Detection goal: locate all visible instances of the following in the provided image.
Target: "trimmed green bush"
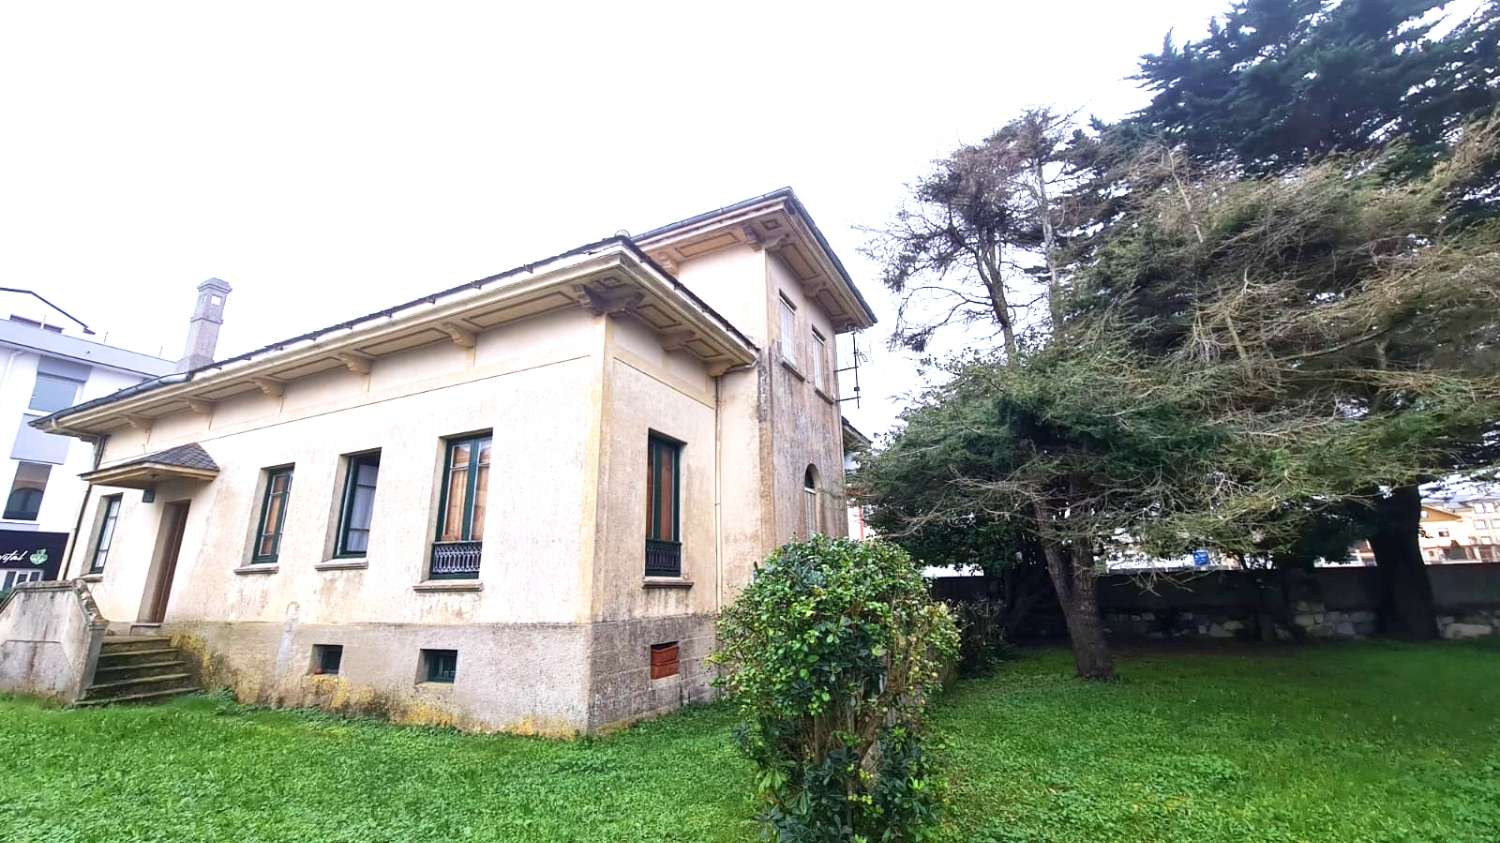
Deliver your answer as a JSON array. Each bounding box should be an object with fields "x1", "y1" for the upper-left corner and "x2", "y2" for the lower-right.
[{"x1": 713, "y1": 536, "x2": 960, "y2": 842}]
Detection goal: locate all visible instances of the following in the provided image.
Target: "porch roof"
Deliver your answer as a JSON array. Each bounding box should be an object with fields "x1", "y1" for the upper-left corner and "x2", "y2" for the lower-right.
[{"x1": 80, "y1": 442, "x2": 220, "y2": 489}]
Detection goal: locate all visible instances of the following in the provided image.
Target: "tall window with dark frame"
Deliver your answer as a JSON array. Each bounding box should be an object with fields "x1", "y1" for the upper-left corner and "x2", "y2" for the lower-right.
[
  {"x1": 252, "y1": 467, "x2": 293, "y2": 564},
  {"x1": 89, "y1": 495, "x2": 122, "y2": 574},
  {"x1": 430, "y1": 434, "x2": 490, "y2": 579},
  {"x1": 645, "y1": 434, "x2": 682, "y2": 577},
  {"x1": 335, "y1": 451, "x2": 381, "y2": 557}
]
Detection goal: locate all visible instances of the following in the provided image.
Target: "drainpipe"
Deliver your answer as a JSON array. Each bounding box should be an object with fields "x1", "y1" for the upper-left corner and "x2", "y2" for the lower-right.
[
  {"x1": 61, "y1": 433, "x2": 106, "y2": 581},
  {"x1": 714, "y1": 376, "x2": 723, "y2": 614}
]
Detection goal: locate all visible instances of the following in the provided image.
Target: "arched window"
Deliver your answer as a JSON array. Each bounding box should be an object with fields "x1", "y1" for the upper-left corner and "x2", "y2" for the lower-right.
[
  {"x1": 5, "y1": 488, "x2": 43, "y2": 521},
  {"x1": 803, "y1": 464, "x2": 820, "y2": 537}
]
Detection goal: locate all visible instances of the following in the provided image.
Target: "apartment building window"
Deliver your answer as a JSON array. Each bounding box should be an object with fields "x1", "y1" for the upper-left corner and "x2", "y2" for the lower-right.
[
  {"x1": 779, "y1": 295, "x2": 797, "y2": 365},
  {"x1": 430, "y1": 434, "x2": 490, "y2": 579},
  {"x1": 4, "y1": 462, "x2": 51, "y2": 521},
  {"x1": 645, "y1": 433, "x2": 682, "y2": 577},
  {"x1": 89, "y1": 495, "x2": 123, "y2": 574},
  {"x1": 803, "y1": 464, "x2": 820, "y2": 536},
  {"x1": 252, "y1": 467, "x2": 294, "y2": 564},
  {"x1": 28, "y1": 370, "x2": 83, "y2": 414},
  {"x1": 335, "y1": 451, "x2": 381, "y2": 557},
  {"x1": 1477, "y1": 519, "x2": 1489, "y2": 530},
  {"x1": 810, "y1": 329, "x2": 827, "y2": 390}
]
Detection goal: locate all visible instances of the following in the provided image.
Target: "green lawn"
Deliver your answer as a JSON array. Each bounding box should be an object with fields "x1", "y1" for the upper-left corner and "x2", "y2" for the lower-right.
[{"x1": 3, "y1": 641, "x2": 1497, "y2": 842}]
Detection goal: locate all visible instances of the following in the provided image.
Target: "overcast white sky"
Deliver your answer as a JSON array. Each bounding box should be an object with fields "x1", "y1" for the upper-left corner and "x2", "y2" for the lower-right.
[{"x1": 1, "y1": 0, "x2": 1227, "y2": 436}]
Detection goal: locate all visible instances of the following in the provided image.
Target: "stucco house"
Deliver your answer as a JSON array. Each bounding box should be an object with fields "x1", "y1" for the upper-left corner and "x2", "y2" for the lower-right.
[{"x1": 8, "y1": 189, "x2": 874, "y2": 732}]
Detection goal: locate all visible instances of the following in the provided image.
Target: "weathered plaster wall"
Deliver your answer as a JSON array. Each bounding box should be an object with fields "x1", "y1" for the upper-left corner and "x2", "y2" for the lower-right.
[
  {"x1": 170, "y1": 619, "x2": 591, "y2": 734},
  {"x1": 766, "y1": 253, "x2": 847, "y2": 543},
  {"x1": 596, "y1": 317, "x2": 718, "y2": 622},
  {"x1": 81, "y1": 307, "x2": 602, "y2": 630},
  {"x1": 670, "y1": 245, "x2": 773, "y2": 346}
]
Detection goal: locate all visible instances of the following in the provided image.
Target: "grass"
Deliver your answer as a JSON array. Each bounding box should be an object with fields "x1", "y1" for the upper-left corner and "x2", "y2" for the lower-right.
[
  {"x1": 2, "y1": 641, "x2": 1497, "y2": 842},
  {"x1": 938, "y1": 640, "x2": 1500, "y2": 843}
]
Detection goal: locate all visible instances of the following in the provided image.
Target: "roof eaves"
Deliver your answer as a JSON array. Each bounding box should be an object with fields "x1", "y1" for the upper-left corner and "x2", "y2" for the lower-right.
[
  {"x1": 633, "y1": 187, "x2": 878, "y2": 327},
  {"x1": 34, "y1": 235, "x2": 760, "y2": 429}
]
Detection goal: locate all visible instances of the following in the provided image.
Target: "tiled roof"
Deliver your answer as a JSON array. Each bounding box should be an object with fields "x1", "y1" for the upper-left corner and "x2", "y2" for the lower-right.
[{"x1": 109, "y1": 442, "x2": 218, "y2": 473}]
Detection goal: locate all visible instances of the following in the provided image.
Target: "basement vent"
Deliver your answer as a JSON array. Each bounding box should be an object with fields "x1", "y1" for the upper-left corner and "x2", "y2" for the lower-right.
[
  {"x1": 312, "y1": 644, "x2": 343, "y2": 676},
  {"x1": 649, "y1": 641, "x2": 680, "y2": 680},
  {"x1": 422, "y1": 648, "x2": 458, "y2": 684}
]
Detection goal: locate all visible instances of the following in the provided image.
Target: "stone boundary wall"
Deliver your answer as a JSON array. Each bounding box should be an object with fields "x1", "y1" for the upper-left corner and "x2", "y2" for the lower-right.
[{"x1": 930, "y1": 563, "x2": 1500, "y2": 642}]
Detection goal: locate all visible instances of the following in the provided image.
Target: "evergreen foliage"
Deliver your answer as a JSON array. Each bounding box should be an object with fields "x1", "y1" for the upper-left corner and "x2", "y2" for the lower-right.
[{"x1": 712, "y1": 537, "x2": 960, "y2": 843}]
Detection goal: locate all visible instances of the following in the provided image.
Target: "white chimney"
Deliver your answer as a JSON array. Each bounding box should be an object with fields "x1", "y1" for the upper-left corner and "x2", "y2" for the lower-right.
[{"x1": 178, "y1": 278, "x2": 231, "y2": 372}]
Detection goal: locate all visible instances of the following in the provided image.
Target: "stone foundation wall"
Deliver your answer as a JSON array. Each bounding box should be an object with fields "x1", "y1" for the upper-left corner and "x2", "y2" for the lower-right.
[
  {"x1": 1437, "y1": 608, "x2": 1500, "y2": 640},
  {"x1": 586, "y1": 613, "x2": 717, "y2": 731},
  {"x1": 166, "y1": 619, "x2": 593, "y2": 734},
  {"x1": 1103, "y1": 603, "x2": 1383, "y2": 641},
  {"x1": 163, "y1": 613, "x2": 718, "y2": 735},
  {"x1": 932, "y1": 563, "x2": 1500, "y2": 642}
]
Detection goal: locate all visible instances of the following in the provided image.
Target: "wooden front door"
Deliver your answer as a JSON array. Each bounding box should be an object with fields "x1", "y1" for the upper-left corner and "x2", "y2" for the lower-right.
[{"x1": 140, "y1": 501, "x2": 189, "y2": 624}]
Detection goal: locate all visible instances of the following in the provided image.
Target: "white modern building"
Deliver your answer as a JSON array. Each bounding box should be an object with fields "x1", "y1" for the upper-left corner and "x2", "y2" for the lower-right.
[{"x1": 0, "y1": 289, "x2": 178, "y2": 590}]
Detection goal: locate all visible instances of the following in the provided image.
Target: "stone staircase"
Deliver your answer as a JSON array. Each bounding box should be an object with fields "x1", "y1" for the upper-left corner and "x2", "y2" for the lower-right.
[{"x1": 75, "y1": 635, "x2": 199, "y2": 707}]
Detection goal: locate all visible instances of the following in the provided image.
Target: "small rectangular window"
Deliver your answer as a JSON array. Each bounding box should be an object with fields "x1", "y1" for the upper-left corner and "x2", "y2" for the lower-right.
[
  {"x1": 335, "y1": 451, "x2": 381, "y2": 557},
  {"x1": 4, "y1": 462, "x2": 51, "y2": 521},
  {"x1": 29, "y1": 372, "x2": 82, "y2": 414},
  {"x1": 252, "y1": 467, "x2": 294, "y2": 564},
  {"x1": 312, "y1": 644, "x2": 343, "y2": 676},
  {"x1": 421, "y1": 648, "x2": 458, "y2": 684},
  {"x1": 650, "y1": 642, "x2": 680, "y2": 679},
  {"x1": 645, "y1": 434, "x2": 682, "y2": 577},
  {"x1": 779, "y1": 295, "x2": 797, "y2": 364},
  {"x1": 89, "y1": 495, "x2": 123, "y2": 574},
  {"x1": 810, "y1": 330, "x2": 827, "y2": 389}
]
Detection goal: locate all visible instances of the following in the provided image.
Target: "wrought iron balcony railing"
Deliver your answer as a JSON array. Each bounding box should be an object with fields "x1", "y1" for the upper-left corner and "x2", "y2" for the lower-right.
[
  {"x1": 429, "y1": 540, "x2": 482, "y2": 579},
  {"x1": 645, "y1": 538, "x2": 682, "y2": 578}
]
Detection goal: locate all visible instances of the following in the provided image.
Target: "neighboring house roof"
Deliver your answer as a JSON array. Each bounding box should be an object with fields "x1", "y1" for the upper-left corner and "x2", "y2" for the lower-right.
[
  {"x1": 32, "y1": 235, "x2": 760, "y2": 437},
  {"x1": 79, "y1": 442, "x2": 220, "y2": 489},
  {"x1": 841, "y1": 417, "x2": 872, "y2": 454},
  {"x1": 634, "y1": 188, "x2": 878, "y2": 333}
]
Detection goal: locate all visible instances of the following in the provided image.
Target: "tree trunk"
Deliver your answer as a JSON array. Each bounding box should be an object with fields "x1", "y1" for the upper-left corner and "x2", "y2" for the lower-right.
[
  {"x1": 1368, "y1": 484, "x2": 1439, "y2": 640},
  {"x1": 1040, "y1": 538, "x2": 1115, "y2": 680}
]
